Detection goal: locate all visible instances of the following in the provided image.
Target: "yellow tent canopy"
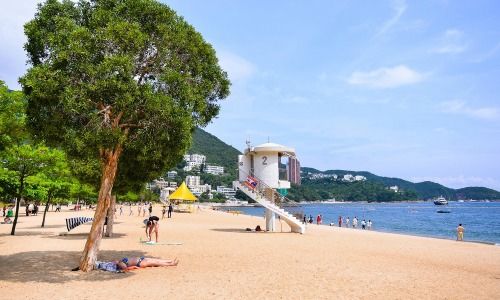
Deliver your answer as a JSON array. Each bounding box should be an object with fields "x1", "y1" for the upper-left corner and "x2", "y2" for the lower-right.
[{"x1": 168, "y1": 182, "x2": 197, "y2": 202}]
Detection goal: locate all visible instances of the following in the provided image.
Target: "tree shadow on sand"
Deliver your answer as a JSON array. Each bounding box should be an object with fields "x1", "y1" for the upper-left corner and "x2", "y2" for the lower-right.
[
  {"x1": 0, "y1": 250, "x2": 147, "y2": 283},
  {"x1": 43, "y1": 232, "x2": 127, "y2": 240},
  {"x1": 210, "y1": 228, "x2": 267, "y2": 234}
]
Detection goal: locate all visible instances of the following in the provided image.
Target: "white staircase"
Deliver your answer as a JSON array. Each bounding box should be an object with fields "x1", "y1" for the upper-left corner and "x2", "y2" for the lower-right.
[{"x1": 233, "y1": 181, "x2": 305, "y2": 234}]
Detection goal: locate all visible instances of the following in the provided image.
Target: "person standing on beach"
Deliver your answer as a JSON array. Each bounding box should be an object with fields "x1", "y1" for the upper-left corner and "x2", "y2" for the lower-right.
[
  {"x1": 346, "y1": 217, "x2": 350, "y2": 228},
  {"x1": 338, "y1": 216, "x2": 342, "y2": 227},
  {"x1": 353, "y1": 217, "x2": 358, "y2": 228},
  {"x1": 457, "y1": 224, "x2": 465, "y2": 241},
  {"x1": 138, "y1": 203, "x2": 142, "y2": 216},
  {"x1": 361, "y1": 219, "x2": 366, "y2": 229},
  {"x1": 148, "y1": 203, "x2": 153, "y2": 217},
  {"x1": 119, "y1": 205, "x2": 123, "y2": 216},
  {"x1": 303, "y1": 215, "x2": 307, "y2": 224},
  {"x1": 129, "y1": 204, "x2": 133, "y2": 216},
  {"x1": 168, "y1": 203, "x2": 173, "y2": 218},
  {"x1": 367, "y1": 220, "x2": 372, "y2": 230}
]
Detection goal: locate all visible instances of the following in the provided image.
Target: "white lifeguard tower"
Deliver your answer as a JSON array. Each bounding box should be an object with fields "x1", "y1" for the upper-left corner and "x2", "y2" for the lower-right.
[{"x1": 233, "y1": 141, "x2": 305, "y2": 234}]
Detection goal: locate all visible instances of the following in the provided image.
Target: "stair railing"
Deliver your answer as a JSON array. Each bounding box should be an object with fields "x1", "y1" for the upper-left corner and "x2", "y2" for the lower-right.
[{"x1": 237, "y1": 169, "x2": 303, "y2": 218}]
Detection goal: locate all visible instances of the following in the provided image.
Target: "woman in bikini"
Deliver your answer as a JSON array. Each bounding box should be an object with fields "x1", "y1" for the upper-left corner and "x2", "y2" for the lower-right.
[{"x1": 115, "y1": 256, "x2": 178, "y2": 271}]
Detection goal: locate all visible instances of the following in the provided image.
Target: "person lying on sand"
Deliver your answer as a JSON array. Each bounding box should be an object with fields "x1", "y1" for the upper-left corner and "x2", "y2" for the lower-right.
[
  {"x1": 115, "y1": 256, "x2": 178, "y2": 271},
  {"x1": 74, "y1": 257, "x2": 178, "y2": 273}
]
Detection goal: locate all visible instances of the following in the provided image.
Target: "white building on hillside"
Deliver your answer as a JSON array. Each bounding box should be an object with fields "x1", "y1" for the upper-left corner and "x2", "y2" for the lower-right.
[
  {"x1": 186, "y1": 175, "x2": 201, "y2": 188},
  {"x1": 354, "y1": 175, "x2": 367, "y2": 181},
  {"x1": 343, "y1": 174, "x2": 355, "y2": 182},
  {"x1": 205, "y1": 165, "x2": 224, "y2": 175},
  {"x1": 216, "y1": 186, "x2": 236, "y2": 199}
]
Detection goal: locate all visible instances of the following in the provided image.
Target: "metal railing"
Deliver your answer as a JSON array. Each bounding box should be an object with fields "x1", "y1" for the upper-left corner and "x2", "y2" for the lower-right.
[{"x1": 237, "y1": 169, "x2": 303, "y2": 218}]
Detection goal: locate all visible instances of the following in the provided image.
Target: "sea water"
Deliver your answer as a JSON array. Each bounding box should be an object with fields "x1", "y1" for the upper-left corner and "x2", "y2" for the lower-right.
[{"x1": 219, "y1": 201, "x2": 500, "y2": 244}]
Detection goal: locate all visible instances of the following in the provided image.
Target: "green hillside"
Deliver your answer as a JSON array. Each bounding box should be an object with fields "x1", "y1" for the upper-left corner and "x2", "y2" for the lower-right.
[
  {"x1": 301, "y1": 167, "x2": 500, "y2": 200},
  {"x1": 189, "y1": 128, "x2": 241, "y2": 178},
  {"x1": 173, "y1": 129, "x2": 500, "y2": 201}
]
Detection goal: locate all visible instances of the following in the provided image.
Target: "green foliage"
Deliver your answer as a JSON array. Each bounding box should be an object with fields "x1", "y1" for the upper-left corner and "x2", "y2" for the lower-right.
[
  {"x1": 21, "y1": 0, "x2": 230, "y2": 198},
  {"x1": 288, "y1": 179, "x2": 418, "y2": 202},
  {"x1": 0, "y1": 81, "x2": 27, "y2": 150},
  {"x1": 189, "y1": 128, "x2": 241, "y2": 178}
]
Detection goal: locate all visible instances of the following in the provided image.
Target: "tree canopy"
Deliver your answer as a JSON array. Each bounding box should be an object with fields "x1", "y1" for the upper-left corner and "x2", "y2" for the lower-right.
[{"x1": 20, "y1": 0, "x2": 230, "y2": 271}]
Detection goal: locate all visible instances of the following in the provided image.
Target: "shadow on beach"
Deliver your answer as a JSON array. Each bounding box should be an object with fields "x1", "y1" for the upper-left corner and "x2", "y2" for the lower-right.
[
  {"x1": 43, "y1": 232, "x2": 128, "y2": 240},
  {"x1": 0, "y1": 250, "x2": 146, "y2": 283},
  {"x1": 210, "y1": 228, "x2": 266, "y2": 234}
]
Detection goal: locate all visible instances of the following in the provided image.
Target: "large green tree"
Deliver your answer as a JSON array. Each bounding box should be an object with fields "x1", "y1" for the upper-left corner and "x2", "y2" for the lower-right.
[{"x1": 21, "y1": 0, "x2": 229, "y2": 271}]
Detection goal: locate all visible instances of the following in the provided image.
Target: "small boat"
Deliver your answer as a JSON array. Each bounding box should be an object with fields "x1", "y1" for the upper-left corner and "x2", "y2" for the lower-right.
[
  {"x1": 433, "y1": 196, "x2": 448, "y2": 205},
  {"x1": 436, "y1": 210, "x2": 451, "y2": 213}
]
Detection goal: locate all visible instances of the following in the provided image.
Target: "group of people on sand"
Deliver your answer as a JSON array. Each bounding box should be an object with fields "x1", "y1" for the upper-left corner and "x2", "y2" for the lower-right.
[
  {"x1": 25, "y1": 202, "x2": 39, "y2": 216},
  {"x1": 333, "y1": 216, "x2": 373, "y2": 230},
  {"x1": 303, "y1": 214, "x2": 373, "y2": 230}
]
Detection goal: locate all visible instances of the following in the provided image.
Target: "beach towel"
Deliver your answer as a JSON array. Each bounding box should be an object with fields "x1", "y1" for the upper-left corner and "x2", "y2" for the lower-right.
[
  {"x1": 95, "y1": 261, "x2": 120, "y2": 273},
  {"x1": 65, "y1": 217, "x2": 93, "y2": 231}
]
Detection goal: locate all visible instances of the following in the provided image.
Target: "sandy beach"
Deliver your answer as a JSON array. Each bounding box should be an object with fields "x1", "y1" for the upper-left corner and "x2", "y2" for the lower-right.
[{"x1": 0, "y1": 205, "x2": 499, "y2": 300}]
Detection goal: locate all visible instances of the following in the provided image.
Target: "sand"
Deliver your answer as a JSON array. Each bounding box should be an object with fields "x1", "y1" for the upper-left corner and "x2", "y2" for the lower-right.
[{"x1": 1, "y1": 205, "x2": 499, "y2": 300}]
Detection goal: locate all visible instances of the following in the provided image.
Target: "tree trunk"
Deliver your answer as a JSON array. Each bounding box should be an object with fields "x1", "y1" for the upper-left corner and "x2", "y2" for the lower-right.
[
  {"x1": 11, "y1": 178, "x2": 24, "y2": 236},
  {"x1": 105, "y1": 194, "x2": 116, "y2": 237},
  {"x1": 79, "y1": 147, "x2": 122, "y2": 272},
  {"x1": 41, "y1": 194, "x2": 52, "y2": 228}
]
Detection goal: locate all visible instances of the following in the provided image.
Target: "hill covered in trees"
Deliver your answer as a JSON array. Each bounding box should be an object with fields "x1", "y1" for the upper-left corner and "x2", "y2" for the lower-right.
[
  {"x1": 173, "y1": 129, "x2": 500, "y2": 202},
  {"x1": 301, "y1": 167, "x2": 500, "y2": 201}
]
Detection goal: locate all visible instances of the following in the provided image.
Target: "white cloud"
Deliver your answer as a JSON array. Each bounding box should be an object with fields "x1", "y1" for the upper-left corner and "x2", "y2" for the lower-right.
[
  {"x1": 432, "y1": 29, "x2": 467, "y2": 54},
  {"x1": 440, "y1": 100, "x2": 499, "y2": 120},
  {"x1": 373, "y1": 0, "x2": 407, "y2": 38},
  {"x1": 347, "y1": 65, "x2": 424, "y2": 88},
  {"x1": 217, "y1": 51, "x2": 256, "y2": 82}
]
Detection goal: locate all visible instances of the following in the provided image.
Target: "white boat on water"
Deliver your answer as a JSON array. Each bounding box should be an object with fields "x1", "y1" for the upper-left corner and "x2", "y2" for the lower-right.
[{"x1": 433, "y1": 196, "x2": 448, "y2": 205}]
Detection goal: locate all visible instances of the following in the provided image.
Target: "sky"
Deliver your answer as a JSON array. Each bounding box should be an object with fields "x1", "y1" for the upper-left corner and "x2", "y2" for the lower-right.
[{"x1": 1, "y1": 1, "x2": 500, "y2": 190}]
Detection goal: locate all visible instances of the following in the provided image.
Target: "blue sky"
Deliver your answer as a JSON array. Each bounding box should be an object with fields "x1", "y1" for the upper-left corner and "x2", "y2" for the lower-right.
[{"x1": 1, "y1": 1, "x2": 499, "y2": 190}]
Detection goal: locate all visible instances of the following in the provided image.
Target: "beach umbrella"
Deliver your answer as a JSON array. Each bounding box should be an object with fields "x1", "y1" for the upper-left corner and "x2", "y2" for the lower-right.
[{"x1": 168, "y1": 182, "x2": 197, "y2": 202}]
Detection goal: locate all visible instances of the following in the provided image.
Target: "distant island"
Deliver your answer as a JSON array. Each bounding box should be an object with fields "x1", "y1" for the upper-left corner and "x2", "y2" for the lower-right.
[{"x1": 157, "y1": 128, "x2": 500, "y2": 202}]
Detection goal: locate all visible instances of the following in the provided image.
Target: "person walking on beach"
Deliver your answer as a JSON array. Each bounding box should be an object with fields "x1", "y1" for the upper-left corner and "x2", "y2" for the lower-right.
[
  {"x1": 55, "y1": 203, "x2": 61, "y2": 212},
  {"x1": 457, "y1": 224, "x2": 465, "y2": 241},
  {"x1": 316, "y1": 214, "x2": 322, "y2": 225},
  {"x1": 138, "y1": 203, "x2": 142, "y2": 216},
  {"x1": 143, "y1": 204, "x2": 147, "y2": 217},
  {"x1": 353, "y1": 217, "x2": 358, "y2": 228},
  {"x1": 162, "y1": 206, "x2": 166, "y2": 219},
  {"x1": 303, "y1": 215, "x2": 307, "y2": 224},
  {"x1": 129, "y1": 204, "x2": 133, "y2": 216},
  {"x1": 346, "y1": 217, "x2": 350, "y2": 228},
  {"x1": 361, "y1": 219, "x2": 366, "y2": 229},
  {"x1": 338, "y1": 216, "x2": 342, "y2": 227},
  {"x1": 119, "y1": 205, "x2": 123, "y2": 216},
  {"x1": 367, "y1": 220, "x2": 372, "y2": 230}
]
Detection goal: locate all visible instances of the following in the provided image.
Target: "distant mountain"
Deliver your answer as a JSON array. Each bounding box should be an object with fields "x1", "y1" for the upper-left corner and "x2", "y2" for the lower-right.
[
  {"x1": 188, "y1": 129, "x2": 500, "y2": 201},
  {"x1": 301, "y1": 167, "x2": 500, "y2": 200}
]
